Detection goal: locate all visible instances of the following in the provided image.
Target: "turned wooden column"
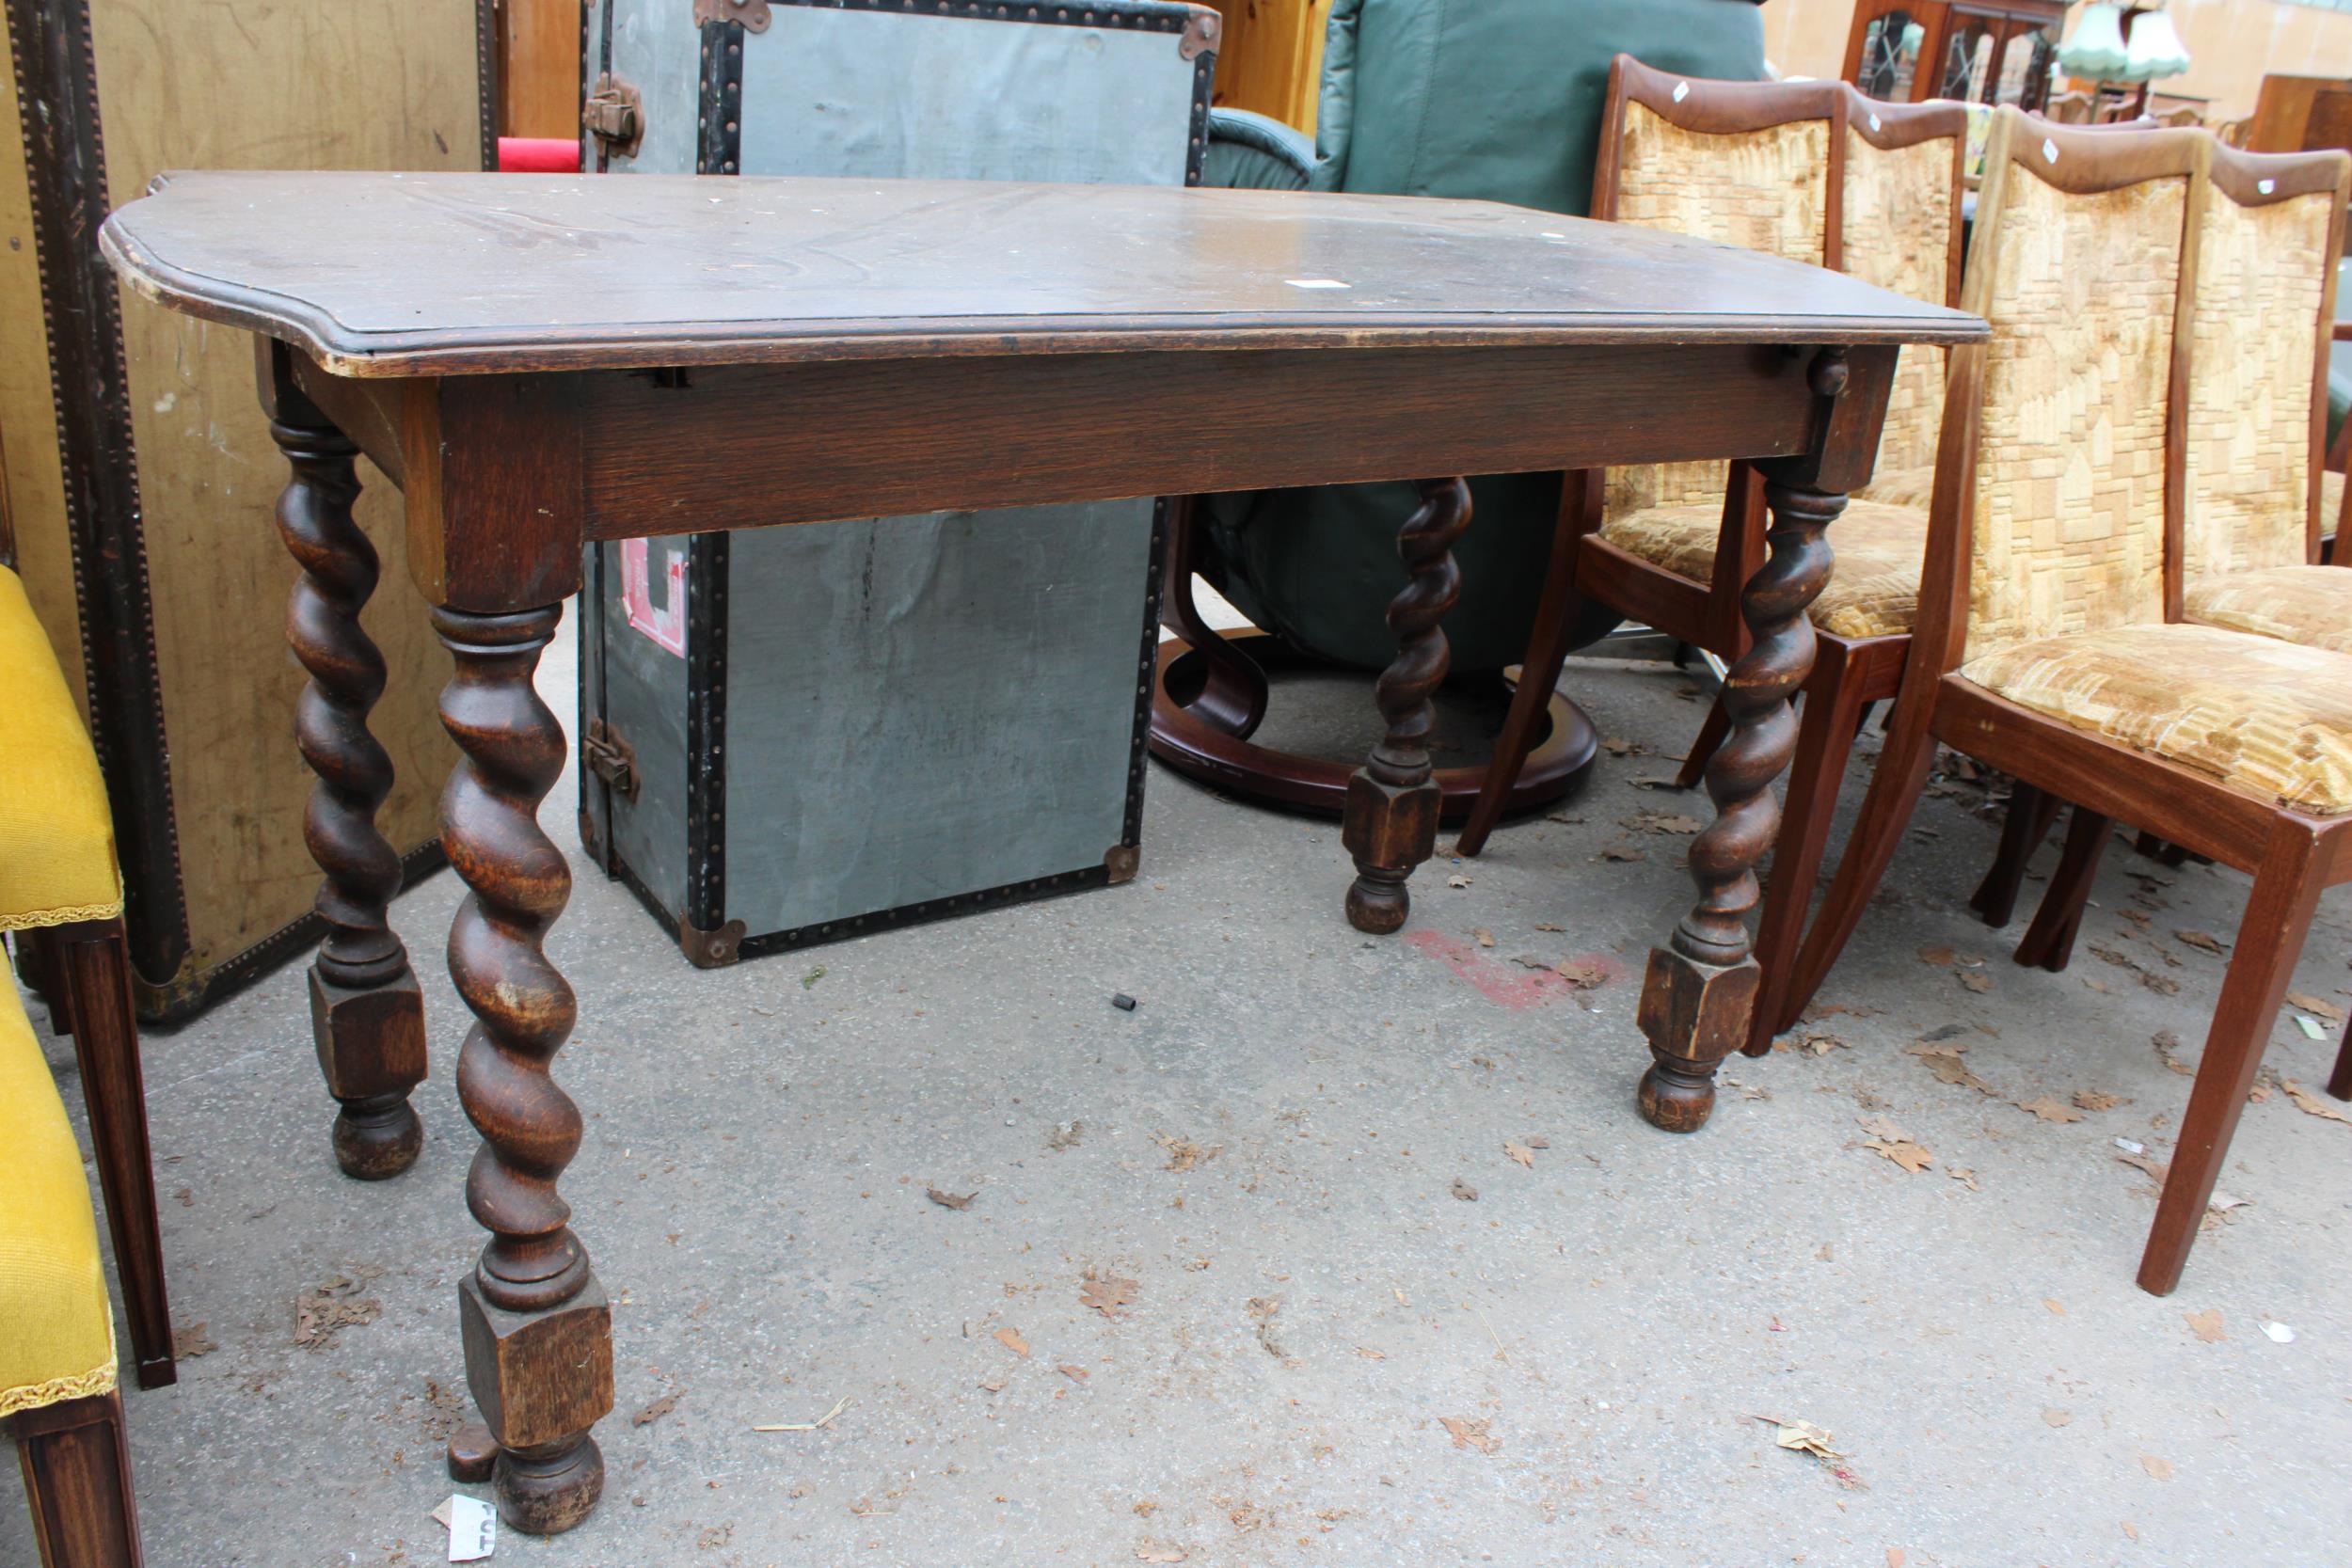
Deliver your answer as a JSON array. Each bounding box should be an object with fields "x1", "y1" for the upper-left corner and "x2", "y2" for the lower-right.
[
  {"x1": 273, "y1": 415, "x2": 429, "y2": 1179},
  {"x1": 1637, "y1": 459, "x2": 1846, "y2": 1130},
  {"x1": 1343, "y1": 477, "x2": 1471, "y2": 933},
  {"x1": 435, "y1": 603, "x2": 612, "y2": 1536}
]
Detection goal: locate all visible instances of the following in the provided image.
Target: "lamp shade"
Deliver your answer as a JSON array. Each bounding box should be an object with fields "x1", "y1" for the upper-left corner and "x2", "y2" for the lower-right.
[
  {"x1": 2122, "y1": 9, "x2": 2192, "y2": 84},
  {"x1": 2058, "y1": 2, "x2": 2131, "y2": 80}
]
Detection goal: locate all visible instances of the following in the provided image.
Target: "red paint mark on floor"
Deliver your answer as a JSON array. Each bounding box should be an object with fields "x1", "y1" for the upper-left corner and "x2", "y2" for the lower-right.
[{"x1": 1403, "y1": 930, "x2": 1624, "y2": 1012}]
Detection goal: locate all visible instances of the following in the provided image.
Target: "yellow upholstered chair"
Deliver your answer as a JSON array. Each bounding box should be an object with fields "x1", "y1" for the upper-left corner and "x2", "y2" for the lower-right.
[
  {"x1": 1458, "y1": 66, "x2": 1968, "y2": 1057},
  {"x1": 0, "y1": 437, "x2": 173, "y2": 1392},
  {"x1": 3, "y1": 969, "x2": 146, "y2": 1566},
  {"x1": 1781, "y1": 109, "x2": 2352, "y2": 1295}
]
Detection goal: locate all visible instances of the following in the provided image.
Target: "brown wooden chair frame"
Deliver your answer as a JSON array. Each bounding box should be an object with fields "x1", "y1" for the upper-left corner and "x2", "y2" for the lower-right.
[
  {"x1": 1776, "y1": 112, "x2": 2352, "y2": 1294},
  {"x1": 1971, "y1": 145, "x2": 2352, "y2": 944},
  {"x1": 0, "y1": 434, "x2": 174, "y2": 1398},
  {"x1": 1456, "y1": 60, "x2": 1968, "y2": 1059}
]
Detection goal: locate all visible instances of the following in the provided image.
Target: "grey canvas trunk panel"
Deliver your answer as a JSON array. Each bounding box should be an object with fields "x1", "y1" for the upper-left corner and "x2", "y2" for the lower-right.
[{"x1": 576, "y1": 0, "x2": 1211, "y2": 963}]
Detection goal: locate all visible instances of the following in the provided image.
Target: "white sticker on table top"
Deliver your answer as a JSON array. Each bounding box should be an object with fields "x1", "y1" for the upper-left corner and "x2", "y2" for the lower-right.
[
  {"x1": 1673, "y1": 80, "x2": 1691, "y2": 103},
  {"x1": 447, "y1": 1494, "x2": 496, "y2": 1561},
  {"x1": 1284, "y1": 278, "x2": 1351, "y2": 290}
]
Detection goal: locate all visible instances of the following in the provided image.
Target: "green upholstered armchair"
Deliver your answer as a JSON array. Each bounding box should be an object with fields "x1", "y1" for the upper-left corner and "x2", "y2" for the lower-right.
[{"x1": 1192, "y1": 0, "x2": 1772, "y2": 673}]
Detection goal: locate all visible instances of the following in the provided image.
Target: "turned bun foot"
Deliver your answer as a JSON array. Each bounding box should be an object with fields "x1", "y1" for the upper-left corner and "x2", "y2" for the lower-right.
[
  {"x1": 1637, "y1": 1060, "x2": 1717, "y2": 1133},
  {"x1": 332, "y1": 1097, "x2": 422, "y2": 1180},
  {"x1": 446, "y1": 1420, "x2": 498, "y2": 1482},
  {"x1": 496, "y1": 1436, "x2": 604, "y2": 1535},
  {"x1": 1345, "y1": 873, "x2": 1410, "y2": 934}
]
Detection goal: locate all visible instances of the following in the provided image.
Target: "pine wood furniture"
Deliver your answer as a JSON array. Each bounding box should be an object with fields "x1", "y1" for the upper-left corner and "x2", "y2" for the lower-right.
[
  {"x1": 99, "y1": 167, "x2": 1981, "y2": 1532},
  {"x1": 1772, "y1": 110, "x2": 2352, "y2": 1295},
  {"x1": 1456, "y1": 62, "x2": 1972, "y2": 1078}
]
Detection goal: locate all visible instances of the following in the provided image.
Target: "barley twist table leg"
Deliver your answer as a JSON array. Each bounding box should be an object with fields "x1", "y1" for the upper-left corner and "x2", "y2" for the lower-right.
[
  {"x1": 1343, "y1": 476, "x2": 1470, "y2": 934},
  {"x1": 435, "y1": 603, "x2": 612, "y2": 1535},
  {"x1": 272, "y1": 416, "x2": 428, "y2": 1180},
  {"x1": 1636, "y1": 479, "x2": 1843, "y2": 1132}
]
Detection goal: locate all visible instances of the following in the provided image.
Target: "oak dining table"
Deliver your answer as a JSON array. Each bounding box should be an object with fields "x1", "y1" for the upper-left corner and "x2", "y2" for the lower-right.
[{"x1": 99, "y1": 169, "x2": 1985, "y2": 1534}]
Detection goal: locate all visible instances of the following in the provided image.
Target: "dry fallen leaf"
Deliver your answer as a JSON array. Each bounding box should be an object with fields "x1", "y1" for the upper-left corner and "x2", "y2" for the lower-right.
[
  {"x1": 1503, "y1": 1141, "x2": 1534, "y2": 1169},
  {"x1": 926, "y1": 1187, "x2": 977, "y2": 1211},
  {"x1": 1947, "y1": 1166, "x2": 1980, "y2": 1193},
  {"x1": 2017, "y1": 1095, "x2": 2086, "y2": 1125},
  {"x1": 2073, "y1": 1089, "x2": 2127, "y2": 1112},
  {"x1": 1599, "y1": 736, "x2": 1646, "y2": 757},
  {"x1": 1136, "y1": 1542, "x2": 1187, "y2": 1563},
  {"x1": 1857, "y1": 1116, "x2": 1932, "y2": 1174},
  {"x1": 2043, "y1": 1299, "x2": 2067, "y2": 1316},
  {"x1": 1907, "y1": 1043, "x2": 1994, "y2": 1094},
  {"x1": 1918, "y1": 945, "x2": 1955, "y2": 967},
  {"x1": 1046, "y1": 1120, "x2": 1085, "y2": 1151},
  {"x1": 2153, "y1": 1030, "x2": 2197, "y2": 1077},
  {"x1": 1959, "y1": 970, "x2": 1994, "y2": 994},
  {"x1": 1554, "y1": 958, "x2": 1610, "y2": 990},
  {"x1": 2281, "y1": 1080, "x2": 2352, "y2": 1125},
  {"x1": 1155, "y1": 1133, "x2": 1223, "y2": 1172},
  {"x1": 631, "y1": 1390, "x2": 680, "y2": 1427},
  {"x1": 1534, "y1": 922, "x2": 1565, "y2": 932},
  {"x1": 1625, "y1": 810, "x2": 1705, "y2": 835},
  {"x1": 1446, "y1": 874, "x2": 1472, "y2": 889},
  {"x1": 2176, "y1": 929, "x2": 2227, "y2": 955},
  {"x1": 171, "y1": 1323, "x2": 216, "y2": 1360},
  {"x1": 2042, "y1": 1408, "x2": 2072, "y2": 1428},
  {"x1": 1472, "y1": 927, "x2": 1495, "y2": 947},
  {"x1": 1439, "y1": 1416, "x2": 1501, "y2": 1454},
  {"x1": 294, "y1": 1275, "x2": 381, "y2": 1351},
  {"x1": 2285, "y1": 991, "x2": 2344, "y2": 1023},
  {"x1": 1059, "y1": 1364, "x2": 1089, "y2": 1384},
  {"x1": 2139, "y1": 1454, "x2": 2174, "y2": 1482},
  {"x1": 1451, "y1": 1178, "x2": 1479, "y2": 1202},
  {"x1": 994, "y1": 1326, "x2": 1030, "y2": 1358},
  {"x1": 2184, "y1": 1309, "x2": 2225, "y2": 1344},
  {"x1": 1599, "y1": 844, "x2": 1647, "y2": 863},
  {"x1": 1079, "y1": 1270, "x2": 1139, "y2": 1318}
]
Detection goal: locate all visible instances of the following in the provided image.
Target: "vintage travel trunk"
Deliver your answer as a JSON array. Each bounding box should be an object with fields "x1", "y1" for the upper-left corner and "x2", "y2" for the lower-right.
[
  {"x1": 575, "y1": 0, "x2": 1216, "y2": 965},
  {"x1": 0, "y1": 0, "x2": 489, "y2": 1022}
]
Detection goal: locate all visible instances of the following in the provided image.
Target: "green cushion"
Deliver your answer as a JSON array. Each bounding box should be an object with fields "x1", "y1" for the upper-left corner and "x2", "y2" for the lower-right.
[
  {"x1": 1205, "y1": 0, "x2": 1771, "y2": 672},
  {"x1": 1202, "y1": 108, "x2": 1314, "y2": 190}
]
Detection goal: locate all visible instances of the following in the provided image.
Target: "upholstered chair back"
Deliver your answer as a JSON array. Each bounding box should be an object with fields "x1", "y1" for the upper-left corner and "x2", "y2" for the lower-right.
[
  {"x1": 2179, "y1": 145, "x2": 2347, "y2": 584},
  {"x1": 1956, "y1": 111, "x2": 2201, "y2": 665}
]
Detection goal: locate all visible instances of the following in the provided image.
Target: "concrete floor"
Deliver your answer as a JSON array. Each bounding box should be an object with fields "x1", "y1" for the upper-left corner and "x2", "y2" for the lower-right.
[{"x1": 9, "y1": 616, "x2": 2352, "y2": 1568}]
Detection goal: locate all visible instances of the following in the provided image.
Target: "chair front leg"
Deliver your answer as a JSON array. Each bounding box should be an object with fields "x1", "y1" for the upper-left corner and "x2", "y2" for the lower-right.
[
  {"x1": 11, "y1": 1391, "x2": 143, "y2": 1567},
  {"x1": 49, "y1": 919, "x2": 173, "y2": 1389}
]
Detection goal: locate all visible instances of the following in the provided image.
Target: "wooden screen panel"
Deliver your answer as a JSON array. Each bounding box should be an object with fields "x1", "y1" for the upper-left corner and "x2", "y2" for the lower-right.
[
  {"x1": 0, "y1": 36, "x2": 76, "y2": 700},
  {"x1": 75, "y1": 0, "x2": 480, "y2": 990}
]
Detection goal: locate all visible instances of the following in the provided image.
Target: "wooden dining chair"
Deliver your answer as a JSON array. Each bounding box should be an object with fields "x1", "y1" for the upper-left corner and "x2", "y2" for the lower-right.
[
  {"x1": 1950, "y1": 138, "x2": 2352, "y2": 1017},
  {"x1": 1456, "y1": 61, "x2": 1968, "y2": 1057},
  {"x1": 1774, "y1": 107, "x2": 2352, "y2": 1295}
]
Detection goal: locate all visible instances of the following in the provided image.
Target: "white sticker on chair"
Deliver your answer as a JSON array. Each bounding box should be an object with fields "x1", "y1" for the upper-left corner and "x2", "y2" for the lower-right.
[
  {"x1": 2259, "y1": 178, "x2": 2277, "y2": 196},
  {"x1": 1284, "y1": 278, "x2": 1351, "y2": 290},
  {"x1": 1674, "y1": 81, "x2": 1690, "y2": 103},
  {"x1": 2042, "y1": 138, "x2": 2059, "y2": 164},
  {"x1": 1869, "y1": 112, "x2": 1883, "y2": 133}
]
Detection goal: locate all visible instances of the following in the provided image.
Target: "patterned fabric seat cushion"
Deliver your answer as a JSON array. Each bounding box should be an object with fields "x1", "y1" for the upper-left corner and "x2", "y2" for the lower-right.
[
  {"x1": 0, "y1": 972, "x2": 117, "y2": 1415},
  {"x1": 0, "y1": 565, "x2": 121, "y2": 930},
  {"x1": 1960, "y1": 623, "x2": 2352, "y2": 816},
  {"x1": 2185, "y1": 564, "x2": 2352, "y2": 655},
  {"x1": 1597, "y1": 498, "x2": 1927, "y2": 640},
  {"x1": 1852, "y1": 464, "x2": 1938, "y2": 513}
]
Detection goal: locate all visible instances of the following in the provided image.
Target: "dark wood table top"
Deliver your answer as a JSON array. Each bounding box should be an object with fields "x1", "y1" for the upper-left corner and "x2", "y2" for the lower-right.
[{"x1": 101, "y1": 171, "x2": 1986, "y2": 378}]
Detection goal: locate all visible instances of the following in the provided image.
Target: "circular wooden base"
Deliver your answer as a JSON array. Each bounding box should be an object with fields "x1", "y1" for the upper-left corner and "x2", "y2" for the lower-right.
[
  {"x1": 1636, "y1": 1060, "x2": 1718, "y2": 1133},
  {"x1": 332, "y1": 1098, "x2": 422, "y2": 1180},
  {"x1": 1149, "y1": 630, "x2": 1596, "y2": 819}
]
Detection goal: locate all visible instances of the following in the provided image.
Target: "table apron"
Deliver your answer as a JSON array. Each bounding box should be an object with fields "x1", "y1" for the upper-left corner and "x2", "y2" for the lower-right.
[{"x1": 570, "y1": 341, "x2": 1836, "y2": 538}]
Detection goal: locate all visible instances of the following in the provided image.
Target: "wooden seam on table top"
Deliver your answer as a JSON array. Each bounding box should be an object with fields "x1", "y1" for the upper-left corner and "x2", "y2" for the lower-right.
[{"x1": 101, "y1": 169, "x2": 1988, "y2": 379}]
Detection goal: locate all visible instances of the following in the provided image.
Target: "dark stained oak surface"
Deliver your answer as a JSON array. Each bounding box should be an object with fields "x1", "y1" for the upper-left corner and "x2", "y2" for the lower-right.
[{"x1": 100, "y1": 171, "x2": 1987, "y2": 377}]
